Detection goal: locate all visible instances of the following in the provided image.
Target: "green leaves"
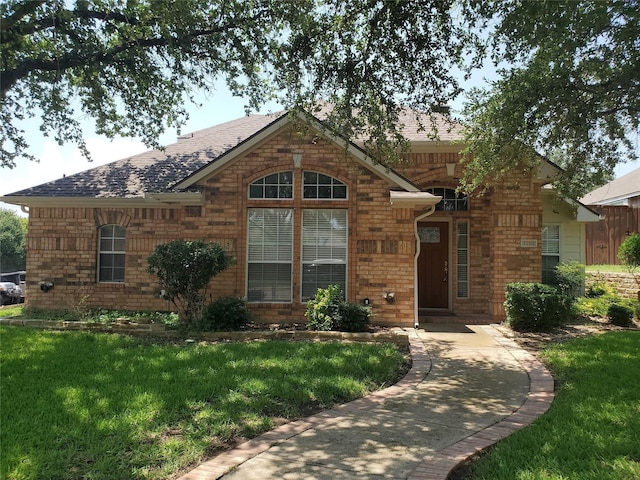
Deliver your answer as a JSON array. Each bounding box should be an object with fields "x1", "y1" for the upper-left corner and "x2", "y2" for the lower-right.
[
  {"x1": 461, "y1": 0, "x2": 640, "y2": 199},
  {"x1": 1, "y1": 0, "x2": 474, "y2": 168},
  {"x1": 147, "y1": 240, "x2": 234, "y2": 325}
]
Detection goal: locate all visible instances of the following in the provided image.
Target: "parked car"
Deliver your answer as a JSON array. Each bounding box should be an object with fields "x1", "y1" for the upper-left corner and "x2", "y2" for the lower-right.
[
  {"x1": 0, "y1": 271, "x2": 26, "y2": 303},
  {"x1": 0, "y1": 282, "x2": 19, "y2": 305}
]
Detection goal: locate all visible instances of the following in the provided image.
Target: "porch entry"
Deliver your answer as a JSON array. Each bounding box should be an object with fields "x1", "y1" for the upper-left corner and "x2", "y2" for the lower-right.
[{"x1": 418, "y1": 221, "x2": 449, "y2": 309}]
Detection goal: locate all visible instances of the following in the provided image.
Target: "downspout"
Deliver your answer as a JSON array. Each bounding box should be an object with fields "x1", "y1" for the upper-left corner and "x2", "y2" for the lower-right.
[{"x1": 413, "y1": 205, "x2": 437, "y2": 328}]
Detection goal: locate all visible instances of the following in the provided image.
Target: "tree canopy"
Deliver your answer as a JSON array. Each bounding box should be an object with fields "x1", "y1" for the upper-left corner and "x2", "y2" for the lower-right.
[
  {"x1": 461, "y1": 0, "x2": 640, "y2": 199},
  {"x1": 2, "y1": 0, "x2": 638, "y2": 198},
  {"x1": 1, "y1": 0, "x2": 473, "y2": 167}
]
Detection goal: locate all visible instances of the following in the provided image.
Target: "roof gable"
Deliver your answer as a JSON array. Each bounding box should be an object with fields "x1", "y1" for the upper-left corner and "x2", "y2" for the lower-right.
[{"x1": 174, "y1": 110, "x2": 421, "y2": 192}]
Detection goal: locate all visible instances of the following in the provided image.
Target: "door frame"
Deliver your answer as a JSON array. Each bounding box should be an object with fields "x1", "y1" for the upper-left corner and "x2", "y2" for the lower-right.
[{"x1": 414, "y1": 215, "x2": 453, "y2": 325}]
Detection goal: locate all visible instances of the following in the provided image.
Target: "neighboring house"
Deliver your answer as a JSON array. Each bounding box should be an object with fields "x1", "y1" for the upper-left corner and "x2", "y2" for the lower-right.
[
  {"x1": 1, "y1": 109, "x2": 599, "y2": 326},
  {"x1": 581, "y1": 167, "x2": 640, "y2": 265}
]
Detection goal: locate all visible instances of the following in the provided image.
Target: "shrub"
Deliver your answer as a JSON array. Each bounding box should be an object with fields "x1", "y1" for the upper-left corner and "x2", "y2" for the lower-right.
[
  {"x1": 553, "y1": 261, "x2": 585, "y2": 298},
  {"x1": 618, "y1": 234, "x2": 640, "y2": 289},
  {"x1": 147, "y1": 240, "x2": 234, "y2": 326},
  {"x1": 585, "y1": 278, "x2": 617, "y2": 298},
  {"x1": 607, "y1": 304, "x2": 634, "y2": 327},
  {"x1": 336, "y1": 302, "x2": 371, "y2": 332},
  {"x1": 305, "y1": 285, "x2": 371, "y2": 332},
  {"x1": 504, "y1": 283, "x2": 572, "y2": 332},
  {"x1": 306, "y1": 285, "x2": 343, "y2": 331},
  {"x1": 200, "y1": 297, "x2": 251, "y2": 331}
]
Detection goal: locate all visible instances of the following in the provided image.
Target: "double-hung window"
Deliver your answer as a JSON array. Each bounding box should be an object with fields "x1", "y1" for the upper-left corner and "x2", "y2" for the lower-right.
[
  {"x1": 247, "y1": 208, "x2": 293, "y2": 302},
  {"x1": 98, "y1": 225, "x2": 126, "y2": 283},
  {"x1": 542, "y1": 225, "x2": 560, "y2": 284},
  {"x1": 301, "y1": 209, "x2": 347, "y2": 300},
  {"x1": 247, "y1": 171, "x2": 348, "y2": 303}
]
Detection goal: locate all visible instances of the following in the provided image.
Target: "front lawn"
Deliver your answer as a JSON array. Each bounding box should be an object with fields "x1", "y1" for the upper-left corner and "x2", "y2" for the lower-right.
[
  {"x1": 468, "y1": 331, "x2": 640, "y2": 479},
  {"x1": 0, "y1": 326, "x2": 408, "y2": 480}
]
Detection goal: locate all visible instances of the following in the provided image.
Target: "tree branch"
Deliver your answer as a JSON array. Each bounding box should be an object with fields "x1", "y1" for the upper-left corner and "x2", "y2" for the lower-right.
[
  {"x1": 0, "y1": 0, "x2": 47, "y2": 32},
  {"x1": 1, "y1": 26, "x2": 234, "y2": 95}
]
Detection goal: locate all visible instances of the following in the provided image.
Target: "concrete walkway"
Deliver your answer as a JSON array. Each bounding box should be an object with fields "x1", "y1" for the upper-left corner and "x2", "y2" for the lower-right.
[{"x1": 179, "y1": 325, "x2": 555, "y2": 480}]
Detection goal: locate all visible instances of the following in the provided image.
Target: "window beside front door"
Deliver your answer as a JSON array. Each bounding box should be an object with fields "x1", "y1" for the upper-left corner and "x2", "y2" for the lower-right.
[
  {"x1": 456, "y1": 220, "x2": 469, "y2": 298},
  {"x1": 542, "y1": 225, "x2": 560, "y2": 284},
  {"x1": 247, "y1": 208, "x2": 293, "y2": 302},
  {"x1": 301, "y1": 209, "x2": 347, "y2": 300},
  {"x1": 98, "y1": 225, "x2": 126, "y2": 283}
]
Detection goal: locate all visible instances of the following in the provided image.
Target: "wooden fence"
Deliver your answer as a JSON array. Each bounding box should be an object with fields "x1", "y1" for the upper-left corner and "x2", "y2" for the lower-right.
[{"x1": 585, "y1": 206, "x2": 640, "y2": 265}]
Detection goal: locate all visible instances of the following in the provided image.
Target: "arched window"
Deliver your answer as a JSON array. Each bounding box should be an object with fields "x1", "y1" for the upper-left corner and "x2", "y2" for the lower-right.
[
  {"x1": 426, "y1": 187, "x2": 468, "y2": 211},
  {"x1": 98, "y1": 225, "x2": 126, "y2": 283},
  {"x1": 249, "y1": 171, "x2": 293, "y2": 199},
  {"x1": 303, "y1": 171, "x2": 347, "y2": 199}
]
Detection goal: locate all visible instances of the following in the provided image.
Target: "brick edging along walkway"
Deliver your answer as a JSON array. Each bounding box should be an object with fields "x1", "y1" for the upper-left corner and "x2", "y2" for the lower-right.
[
  {"x1": 179, "y1": 326, "x2": 555, "y2": 480},
  {"x1": 407, "y1": 325, "x2": 555, "y2": 480}
]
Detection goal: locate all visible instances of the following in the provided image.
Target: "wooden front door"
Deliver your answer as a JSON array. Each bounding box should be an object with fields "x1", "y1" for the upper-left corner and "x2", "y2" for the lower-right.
[{"x1": 418, "y1": 222, "x2": 449, "y2": 309}]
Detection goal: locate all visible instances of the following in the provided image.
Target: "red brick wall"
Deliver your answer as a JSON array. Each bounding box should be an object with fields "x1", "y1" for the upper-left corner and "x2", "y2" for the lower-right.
[
  {"x1": 25, "y1": 129, "x2": 418, "y2": 326},
  {"x1": 24, "y1": 134, "x2": 545, "y2": 325}
]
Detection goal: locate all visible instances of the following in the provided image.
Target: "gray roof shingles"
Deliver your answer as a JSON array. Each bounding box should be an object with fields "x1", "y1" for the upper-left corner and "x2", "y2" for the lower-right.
[
  {"x1": 5, "y1": 108, "x2": 462, "y2": 199},
  {"x1": 6, "y1": 114, "x2": 281, "y2": 199}
]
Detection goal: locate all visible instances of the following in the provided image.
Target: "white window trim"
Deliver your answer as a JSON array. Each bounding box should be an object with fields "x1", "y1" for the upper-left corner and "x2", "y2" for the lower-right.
[
  {"x1": 246, "y1": 208, "x2": 294, "y2": 303},
  {"x1": 456, "y1": 220, "x2": 469, "y2": 298},
  {"x1": 97, "y1": 225, "x2": 126, "y2": 284},
  {"x1": 300, "y1": 208, "x2": 348, "y2": 302}
]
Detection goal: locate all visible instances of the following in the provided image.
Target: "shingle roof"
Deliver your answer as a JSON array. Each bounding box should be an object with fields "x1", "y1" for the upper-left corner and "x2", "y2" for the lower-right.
[
  {"x1": 6, "y1": 114, "x2": 282, "y2": 199},
  {"x1": 580, "y1": 167, "x2": 640, "y2": 205},
  {"x1": 4, "y1": 108, "x2": 463, "y2": 200}
]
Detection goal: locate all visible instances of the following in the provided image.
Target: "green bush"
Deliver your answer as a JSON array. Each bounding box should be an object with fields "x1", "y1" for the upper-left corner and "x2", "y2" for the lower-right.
[
  {"x1": 504, "y1": 283, "x2": 572, "y2": 332},
  {"x1": 200, "y1": 297, "x2": 251, "y2": 331},
  {"x1": 336, "y1": 302, "x2": 371, "y2": 332},
  {"x1": 306, "y1": 285, "x2": 343, "y2": 331},
  {"x1": 305, "y1": 285, "x2": 371, "y2": 332},
  {"x1": 553, "y1": 261, "x2": 585, "y2": 298},
  {"x1": 585, "y1": 278, "x2": 617, "y2": 298},
  {"x1": 147, "y1": 240, "x2": 234, "y2": 326},
  {"x1": 607, "y1": 304, "x2": 634, "y2": 327}
]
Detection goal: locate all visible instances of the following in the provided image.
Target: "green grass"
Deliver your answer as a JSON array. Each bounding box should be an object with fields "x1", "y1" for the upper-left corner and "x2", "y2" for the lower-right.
[
  {"x1": 469, "y1": 331, "x2": 640, "y2": 480},
  {"x1": 0, "y1": 326, "x2": 408, "y2": 480},
  {"x1": 585, "y1": 264, "x2": 630, "y2": 273},
  {"x1": 0, "y1": 304, "x2": 23, "y2": 318}
]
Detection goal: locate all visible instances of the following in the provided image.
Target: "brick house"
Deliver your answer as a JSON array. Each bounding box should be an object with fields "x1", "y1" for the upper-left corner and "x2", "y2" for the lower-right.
[{"x1": 1, "y1": 110, "x2": 599, "y2": 326}]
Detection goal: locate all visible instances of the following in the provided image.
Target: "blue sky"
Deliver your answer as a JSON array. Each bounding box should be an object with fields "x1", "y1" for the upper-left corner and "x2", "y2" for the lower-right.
[{"x1": 2, "y1": 75, "x2": 638, "y2": 217}]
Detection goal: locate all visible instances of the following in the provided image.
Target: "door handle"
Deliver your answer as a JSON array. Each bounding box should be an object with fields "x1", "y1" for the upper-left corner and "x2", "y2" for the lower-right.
[{"x1": 442, "y1": 261, "x2": 448, "y2": 282}]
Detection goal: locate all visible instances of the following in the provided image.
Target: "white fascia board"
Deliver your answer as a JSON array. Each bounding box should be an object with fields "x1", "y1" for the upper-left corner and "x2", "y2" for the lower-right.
[
  {"x1": 389, "y1": 191, "x2": 442, "y2": 209},
  {"x1": 0, "y1": 193, "x2": 203, "y2": 209}
]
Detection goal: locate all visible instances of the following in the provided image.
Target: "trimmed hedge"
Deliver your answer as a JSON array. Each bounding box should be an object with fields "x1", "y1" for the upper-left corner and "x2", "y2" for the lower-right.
[
  {"x1": 504, "y1": 283, "x2": 572, "y2": 332},
  {"x1": 607, "y1": 304, "x2": 634, "y2": 327}
]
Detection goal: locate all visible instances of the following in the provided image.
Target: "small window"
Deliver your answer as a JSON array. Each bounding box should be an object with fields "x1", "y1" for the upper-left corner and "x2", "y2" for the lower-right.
[
  {"x1": 426, "y1": 187, "x2": 468, "y2": 211},
  {"x1": 98, "y1": 225, "x2": 125, "y2": 283},
  {"x1": 303, "y1": 172, "x2": 347, "y2": 199},
  {"x1": 542, "y1": 225, "x2": 560, "y2": 284},
  {"x1": 457, "y1": 220, "x2": 469, "y2": 298},
  {"x1": 249, "y1": 171, "x2": 293, "y2": 199}
]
